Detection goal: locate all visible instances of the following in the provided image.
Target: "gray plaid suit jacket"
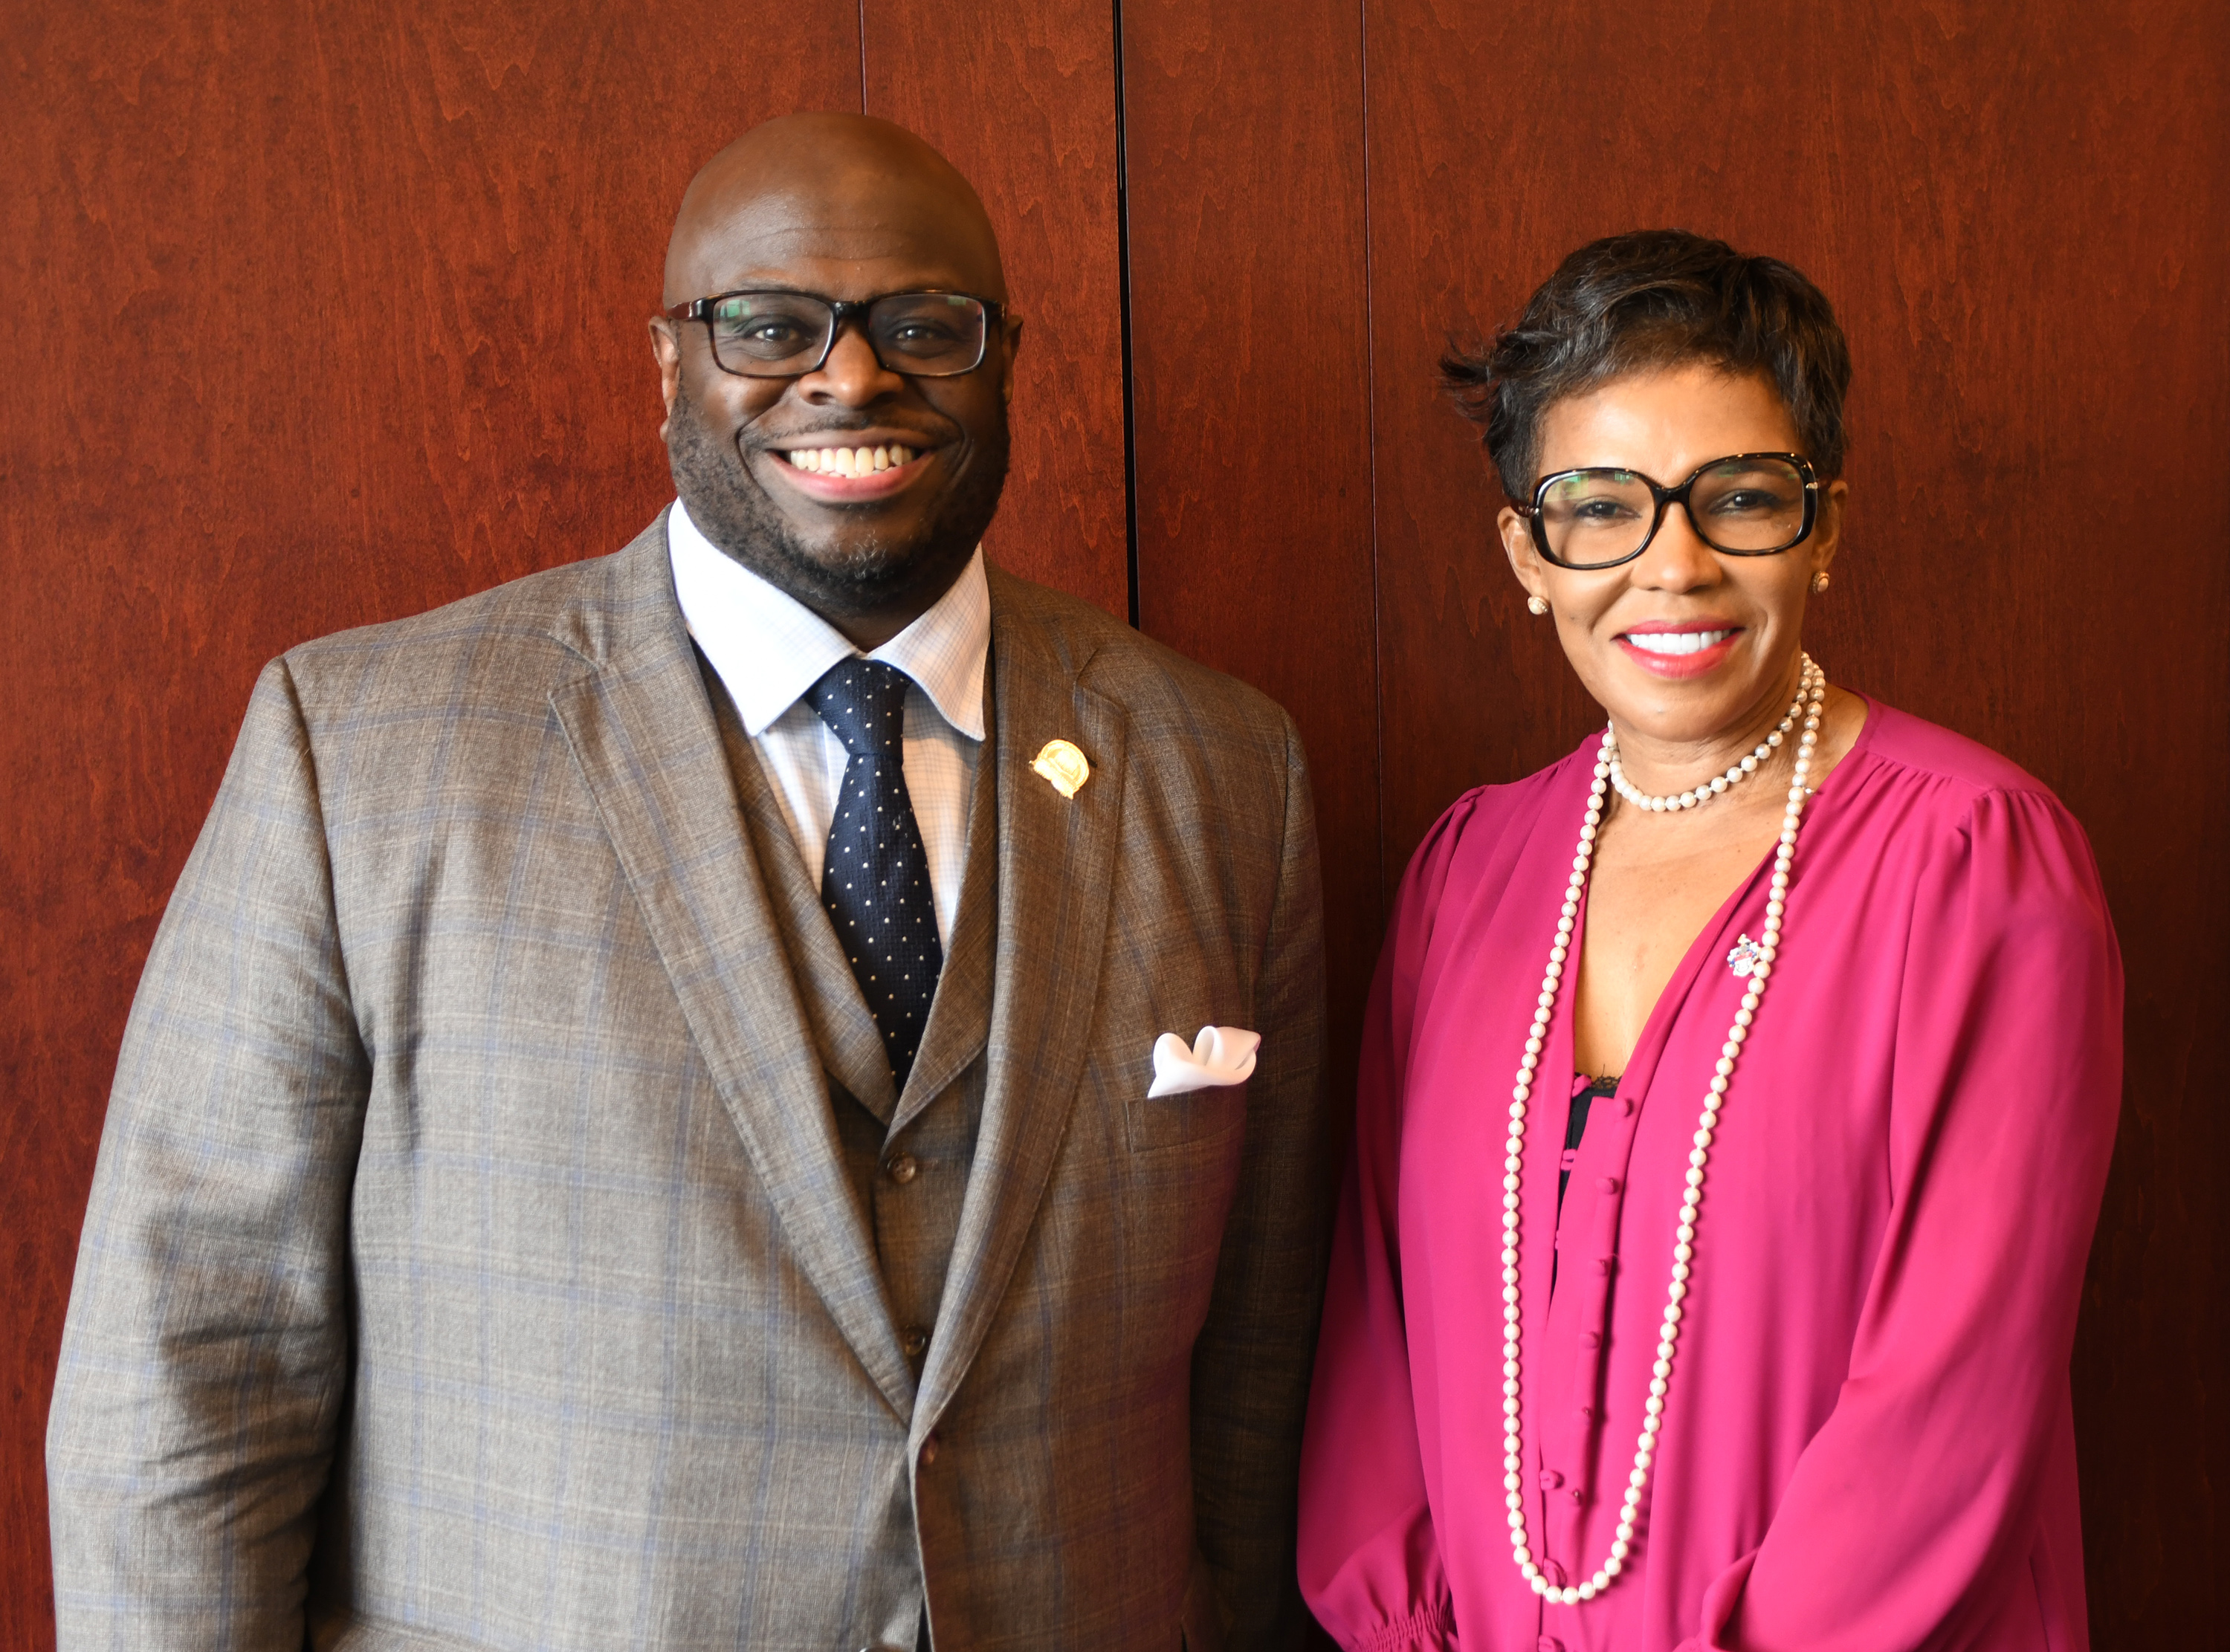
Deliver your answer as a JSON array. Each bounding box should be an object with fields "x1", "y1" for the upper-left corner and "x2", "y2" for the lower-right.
[{"x1": 47, "y1": 514, "x2": 1331, "y2": 1652}]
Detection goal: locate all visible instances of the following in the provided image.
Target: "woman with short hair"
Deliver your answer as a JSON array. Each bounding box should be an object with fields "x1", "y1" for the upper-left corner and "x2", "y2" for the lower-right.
[{"x1": 1296, "y1": 231, "x2": 2121, "y2": 1652}]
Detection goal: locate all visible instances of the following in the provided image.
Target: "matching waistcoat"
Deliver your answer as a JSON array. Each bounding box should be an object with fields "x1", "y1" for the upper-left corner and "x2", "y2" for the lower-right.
[{"x1": 702, "y1": 655, "x2": 999, "y2": 1386}]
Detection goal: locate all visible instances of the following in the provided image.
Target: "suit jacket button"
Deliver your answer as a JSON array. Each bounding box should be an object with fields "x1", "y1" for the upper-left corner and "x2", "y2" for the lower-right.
[
  {"x1": 886, "y1": 1153, "x2": 919, "y2": 1185},
  {"x1": 902, "y1": 1326, "x2": 930, "y2": 1359}
]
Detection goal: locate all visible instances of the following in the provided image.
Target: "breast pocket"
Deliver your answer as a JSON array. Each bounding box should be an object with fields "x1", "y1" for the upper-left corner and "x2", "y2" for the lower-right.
[{"x1": 1123, "y1": 1076, "x2": 1249, "y2": 1157}]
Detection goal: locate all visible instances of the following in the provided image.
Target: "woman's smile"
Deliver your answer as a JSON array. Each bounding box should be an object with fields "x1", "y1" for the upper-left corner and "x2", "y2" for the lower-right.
[{"x1": 1615, "y1": 621, "x2": 1743, "y2": 677}]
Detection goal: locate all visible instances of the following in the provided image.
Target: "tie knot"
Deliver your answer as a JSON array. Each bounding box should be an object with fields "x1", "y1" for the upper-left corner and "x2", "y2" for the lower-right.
[{"x1": 805, "y1": 658, "x2": 911, "y2": 757}]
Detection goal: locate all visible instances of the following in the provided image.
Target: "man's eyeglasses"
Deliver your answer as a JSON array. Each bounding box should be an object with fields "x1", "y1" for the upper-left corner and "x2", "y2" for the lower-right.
[
  {"x1": 662, "y1": 288, "x2": 1003, "y2": 380},
  {"x1": 1515, "y1": 452, "x2": 1820, "y2": 569}
]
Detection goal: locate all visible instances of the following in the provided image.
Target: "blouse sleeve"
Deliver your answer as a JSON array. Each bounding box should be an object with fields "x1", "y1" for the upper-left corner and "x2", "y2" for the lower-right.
[
  {"x1": 1297, "y1": 800, "x2": 1477, "y2": 1651},
  {"x1": 1690, "y1": 787, "x2": 2123, "y2": 1652}
]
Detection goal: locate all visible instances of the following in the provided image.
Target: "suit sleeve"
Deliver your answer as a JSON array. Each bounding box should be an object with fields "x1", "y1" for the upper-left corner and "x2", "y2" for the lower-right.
[
  {"x1": 1295, "y1": 801, "x2": 1471, "y2": 1651},
  {"x1": 1687, "y1": 788, "x2": 2123, "y2": 1652},
  {"x1": 1186, "y1": 713, "x2": 1337, "y2": 1652},
  {"x1": 48, "y1": 658, "x2": 368, "y2": 1651}
]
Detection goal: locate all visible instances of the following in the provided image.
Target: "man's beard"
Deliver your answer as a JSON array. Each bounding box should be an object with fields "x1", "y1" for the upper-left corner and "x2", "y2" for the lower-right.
[{"x1": 665, "y1": 383, "x2": 1009, "y2": 619}]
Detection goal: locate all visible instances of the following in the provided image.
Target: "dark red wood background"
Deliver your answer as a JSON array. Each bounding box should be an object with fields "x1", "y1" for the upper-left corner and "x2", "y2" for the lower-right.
[{"x1": 3, "y1": 1, "x2": 2221, "y2": 1645}]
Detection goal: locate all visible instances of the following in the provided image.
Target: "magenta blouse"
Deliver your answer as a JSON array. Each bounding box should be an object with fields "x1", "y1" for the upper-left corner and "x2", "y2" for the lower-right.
[{"x1": 1298, "y1": 701, "x2": 2121, "y2": 1652}]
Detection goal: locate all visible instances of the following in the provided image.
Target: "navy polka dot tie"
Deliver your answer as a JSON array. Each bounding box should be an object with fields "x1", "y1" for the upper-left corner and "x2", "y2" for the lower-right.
[{"x1": 805, "y1": 659, "x2": 943, "y2": 1087}]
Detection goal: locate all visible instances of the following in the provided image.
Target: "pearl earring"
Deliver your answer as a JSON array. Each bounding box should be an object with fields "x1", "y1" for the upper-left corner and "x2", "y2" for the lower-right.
[
  {"x1": 1527, "y1": 596, "x2": 1550, "y2": 615},
  {"x1": 1811, "y1": 571, "x2": 1832, "y2": 594}
]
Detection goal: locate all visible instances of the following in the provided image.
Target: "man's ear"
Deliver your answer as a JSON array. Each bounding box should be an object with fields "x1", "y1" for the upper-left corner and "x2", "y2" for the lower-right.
[
  {"x1": 998, "y1": 313, "x2": 1024, "y2": 405},
  {"x1": 649, "y1": 318, "x2": 682, "y2": 441}
]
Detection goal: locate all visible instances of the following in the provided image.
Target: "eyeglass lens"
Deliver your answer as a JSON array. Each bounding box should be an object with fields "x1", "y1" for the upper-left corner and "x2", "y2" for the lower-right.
[
  {"x1": 1537, "y1": 457, "x2": 1809, "y2": 568},
  {"x1": 704, "y1": 291, "x2": 989, "y2": 378}
]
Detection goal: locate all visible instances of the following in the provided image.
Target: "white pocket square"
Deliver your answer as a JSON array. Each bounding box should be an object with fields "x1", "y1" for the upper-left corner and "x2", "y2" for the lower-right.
[{"x1": 1147, "y1": 1025, "x2": 1261, "y2": 1098}]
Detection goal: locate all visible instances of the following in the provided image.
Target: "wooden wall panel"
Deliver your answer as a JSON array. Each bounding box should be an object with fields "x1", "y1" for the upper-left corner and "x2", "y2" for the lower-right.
[
  {"x1": 1362, "y1": 0, "x2": 2227, "y2": 1642},
  {"x1": 5, "y1": 0, "x2": 2224, "y2": 1644},
  {"x1": 1120, "y1": 0, "x2": 1383, "y2": 1095},
  {"x1": 865, "y1": 0, "x2": 1130, "y2": 616},
  {"x1": 0, "y1": 4, "x2": 865, "y2": 1640}
]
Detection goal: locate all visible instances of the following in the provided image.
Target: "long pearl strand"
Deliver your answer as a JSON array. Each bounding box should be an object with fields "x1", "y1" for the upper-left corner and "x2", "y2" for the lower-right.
[
  {"x1": 1607, "y1": 676, "x2": 1806, "y2": 812},
  {"x1": 1500, "y1": 655, "x2": 1826, "y2": 1606}
]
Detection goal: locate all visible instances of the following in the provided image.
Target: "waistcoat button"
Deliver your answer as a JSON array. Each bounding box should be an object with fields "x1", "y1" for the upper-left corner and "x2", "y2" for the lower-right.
[{"x1": 885, "y1": 1152, "x2": 919, "y2": 1184}]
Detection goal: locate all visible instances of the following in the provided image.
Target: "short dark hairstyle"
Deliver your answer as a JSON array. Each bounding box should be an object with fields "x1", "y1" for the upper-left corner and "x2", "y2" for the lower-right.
[{"x1": 1444, "y1": 230, "x2": 1852, "y2": 502}]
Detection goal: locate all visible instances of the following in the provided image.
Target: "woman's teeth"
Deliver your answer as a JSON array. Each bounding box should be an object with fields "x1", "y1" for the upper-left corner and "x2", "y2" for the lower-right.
[
  {"x1": 783, "y1": 443, "x2": 917, "y2": 476},
  {"x1": 1624, "y1": 629, "x2": 1734, "y2": 655}
]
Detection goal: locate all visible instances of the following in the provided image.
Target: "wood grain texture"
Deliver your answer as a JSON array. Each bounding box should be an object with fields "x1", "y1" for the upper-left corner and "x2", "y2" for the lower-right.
[
  {"x1": 5, "y1": 0, "x2": 2223, "y2": 1644},
  {"x1": 1362, "y1": 0, "x2": 2226, "y2": 1641},
  {"x1": 865, "y1": 0, "x2": 1130, "y2": 615},
  {"x1": 1119, "y1": 0, "x2": 1383, "y2": 1101},
  {"x1": 0, "y1": 4, "x2": 863, "y2": 1640}
]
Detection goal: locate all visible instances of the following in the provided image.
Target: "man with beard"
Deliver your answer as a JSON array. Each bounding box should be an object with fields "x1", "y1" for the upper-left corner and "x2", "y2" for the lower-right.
[{"x1": 48, "y1": 115, "x2": 1330, "y2": 1652}]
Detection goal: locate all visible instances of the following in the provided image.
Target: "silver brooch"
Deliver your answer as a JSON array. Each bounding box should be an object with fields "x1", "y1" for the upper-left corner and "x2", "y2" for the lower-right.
[{"x1": 1726, "y1": 934, "x2": 1764, "y2": 977}]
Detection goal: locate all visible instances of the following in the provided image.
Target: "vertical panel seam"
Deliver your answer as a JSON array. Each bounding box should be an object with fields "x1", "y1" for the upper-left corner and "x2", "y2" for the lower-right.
[
  {"x1": 857, "y1": 0, "x2": 869, "y2": 111},
  {"x1": 1111, "y1": 0, "x2": 1143, "y2": 630},
  {"x1": 1360, "y1": 0, "x2": 1387, "y2": 915}
]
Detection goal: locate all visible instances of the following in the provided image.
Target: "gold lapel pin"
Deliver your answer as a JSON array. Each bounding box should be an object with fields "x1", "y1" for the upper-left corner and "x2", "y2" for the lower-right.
[{"x1": 1032, "y1": 738, "x2": 1090, "y2": 799}]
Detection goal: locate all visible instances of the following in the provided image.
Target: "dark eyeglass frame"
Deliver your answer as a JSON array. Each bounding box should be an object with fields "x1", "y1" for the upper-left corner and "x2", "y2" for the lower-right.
[
  {"x1": 1515, "y1": 451, "x2": 1820, "y2": 570},
  {"x1": 660, "y1": 287, "x2": 1006, "y2": 380}
]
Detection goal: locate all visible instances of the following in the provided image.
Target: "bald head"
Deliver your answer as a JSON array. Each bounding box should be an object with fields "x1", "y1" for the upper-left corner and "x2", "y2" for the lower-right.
[{"x1": 664, "y1": 114, "x2": 1006, "y2": 309}]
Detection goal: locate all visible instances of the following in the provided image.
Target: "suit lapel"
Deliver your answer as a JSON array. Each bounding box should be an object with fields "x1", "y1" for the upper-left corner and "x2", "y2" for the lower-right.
[
  {"x1": 916, "y1": 583, "x2": 1126, "y2": 1436},
  {"x1": 891, "y1": 686, "x2": 998, "y2": 1137},
  {"x1": 548, "y1": 517, "x2": 914, "y2": 1418}
]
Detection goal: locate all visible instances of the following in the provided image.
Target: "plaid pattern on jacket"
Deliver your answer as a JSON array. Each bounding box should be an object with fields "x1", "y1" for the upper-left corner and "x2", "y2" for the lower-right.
[{"x1": 47, "y1": 514, "x2": 1332, "y2": 1652}]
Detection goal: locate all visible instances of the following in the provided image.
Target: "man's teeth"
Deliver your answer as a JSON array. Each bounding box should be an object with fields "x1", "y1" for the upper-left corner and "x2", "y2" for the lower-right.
[
  {"x1": 783, "y1": 443, "x2": 917, "y2": 476},
  {"x1": 1624, "y1": 629, "x2": 1734, "y2": 656}
]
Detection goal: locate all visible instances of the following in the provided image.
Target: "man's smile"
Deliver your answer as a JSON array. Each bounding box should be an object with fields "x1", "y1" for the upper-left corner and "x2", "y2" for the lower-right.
[
  {"x1": 777, "y1": 440, "x2": 922, "y2": 475},
  {"x1": 761, "y1": 433, "x2": 940, "y2": 503}
]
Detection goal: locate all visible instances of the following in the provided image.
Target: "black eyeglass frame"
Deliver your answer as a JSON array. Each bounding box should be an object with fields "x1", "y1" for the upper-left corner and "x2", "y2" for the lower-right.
[
  {"x1": 660, "y1": 288, "x2": 1006, "y2": 380},
  {"x1": 1514, "y1": 451, "x2": 1820, "y2": 570}
]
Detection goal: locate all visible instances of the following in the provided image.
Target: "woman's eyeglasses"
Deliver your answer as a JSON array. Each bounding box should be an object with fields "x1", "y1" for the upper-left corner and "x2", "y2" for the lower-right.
[{"x1": 1516, "y1": 452, "x2": 1820, "y2": 569}]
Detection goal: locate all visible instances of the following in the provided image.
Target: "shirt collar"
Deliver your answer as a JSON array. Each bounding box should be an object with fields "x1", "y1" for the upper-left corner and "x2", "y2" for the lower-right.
[{"x1": 668, "y1": 498, "x2": 988, "y2": 742}]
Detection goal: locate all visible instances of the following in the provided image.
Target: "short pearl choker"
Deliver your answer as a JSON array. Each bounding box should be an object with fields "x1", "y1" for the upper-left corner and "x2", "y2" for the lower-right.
[
  {"x1": 1499, "y1": 655, "x2": 1826, "y2": 1605},
  {"x1": 1606, "y1": 675, "x2": 1807, "y2": 812}
]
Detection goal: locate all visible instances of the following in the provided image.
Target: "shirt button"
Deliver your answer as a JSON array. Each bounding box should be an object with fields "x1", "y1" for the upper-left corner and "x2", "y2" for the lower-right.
[
  {"x1": 885, "y1": 1153, "x2": 919, "y2": 1184},
  {"x1": 1580, "y1": 1331, "x2": 1602, "y2": 1350},
  {"x1": 1537, "y1": 1468, "x2": 1562, "y2": 1488},
  {"x1": 1616, "y1": 1097, "x2": 1635, "y2": 1117},
  {"x1": 901, "y1": 1326, "x2": 930, "y2": 1358},
  {"x1": 1540, "y1": 1560, "x2": 1567, "y2": 1587},
  {"x1": 1595, "y1": 1176, "x2": 1620, "y2": 1194},
  {"x1": 1568, "y1": 1487, "x2": 1584, "y2": 1503},
  {"x1": 1593, "y1": 1256, "x2": 1615, "y2": 1275},
  {"x1": 1539, "y1": 1639, "x2": 1565, "y2": 1652}
]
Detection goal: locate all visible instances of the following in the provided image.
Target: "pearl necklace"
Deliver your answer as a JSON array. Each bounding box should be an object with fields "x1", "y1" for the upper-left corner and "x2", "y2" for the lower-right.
[
  {"x1": 1500, "y1": 655, "x2": 1826, "y2": 1606},
  {"x1": 1607, "y1": 676, "x2": 1806, "y2": 812}
]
